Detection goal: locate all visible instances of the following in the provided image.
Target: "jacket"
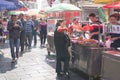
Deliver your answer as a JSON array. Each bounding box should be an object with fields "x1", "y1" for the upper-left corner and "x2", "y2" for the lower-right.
[{"x1": 7, "y1": 20, "x2": 22, "y2": 39}]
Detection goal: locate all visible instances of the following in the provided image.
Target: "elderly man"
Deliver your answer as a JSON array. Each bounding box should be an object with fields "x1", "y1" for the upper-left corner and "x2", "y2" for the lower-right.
[{"x1": 25, "y1": 15, "x2": 34, "y2": 49}]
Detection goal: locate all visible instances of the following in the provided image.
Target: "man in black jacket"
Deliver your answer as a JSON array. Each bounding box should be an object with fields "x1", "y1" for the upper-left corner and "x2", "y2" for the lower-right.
[
  {"x1": 7, "y1": 15, "x2": 23, "y2": 63},
  {"x1": 89, "y1": 13, "x2": 102, "y2": 40},
  {"x1": 31, "y1": 15, "x2": 38, "y2": 47},
  {"x1": 19, "y1": 14, "x2": 26, "y2": 53}
]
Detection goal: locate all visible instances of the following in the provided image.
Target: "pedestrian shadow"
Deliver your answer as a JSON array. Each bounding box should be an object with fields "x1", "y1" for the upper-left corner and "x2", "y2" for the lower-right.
[
  {"x1": 45, "y1": 54, "x2": 56, "y2": 69},
  {"x1": 0, "y1": 54, "x2": 17, "y2": 73},
  {"x1": 0, "y1": 43, "x2": 10, "y2": 49},
  {"x1": 45, "y1": 54, "x2": 85, "y2": 80}
]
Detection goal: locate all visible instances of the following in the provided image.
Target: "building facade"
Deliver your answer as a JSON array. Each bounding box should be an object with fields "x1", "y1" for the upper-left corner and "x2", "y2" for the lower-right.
[{"x1": 20, "y1": 0, "x2": 37, "y2": 9}]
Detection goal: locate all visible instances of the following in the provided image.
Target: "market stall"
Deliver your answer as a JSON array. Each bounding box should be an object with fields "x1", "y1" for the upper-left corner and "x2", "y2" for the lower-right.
[
  {"x1": 101, "y1": 50, "x2": 120, "y2": 80},
  {"x1": 46, "y1": 3, "x2": 81, "y2": 55},
  {"x1": 45, "y1": 2, "x2": 120, "y2": 80},
  {"x1": 70, "y1": 37, "x2": 105, "y2": 79}
]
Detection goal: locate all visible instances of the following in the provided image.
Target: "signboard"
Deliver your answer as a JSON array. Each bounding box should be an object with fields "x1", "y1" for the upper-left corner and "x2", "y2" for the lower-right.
[
  {"x1": 104, "y1": 24, "x2": 120, "y2": 34},
  {"x1": 20, "y1": 0, "x2": 36, "y2": 1}
]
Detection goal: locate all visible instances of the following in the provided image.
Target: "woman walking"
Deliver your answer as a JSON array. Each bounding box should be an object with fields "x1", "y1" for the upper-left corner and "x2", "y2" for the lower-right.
[{"x1": 39, "y1": 19, "x2": 47, "y2": 47}]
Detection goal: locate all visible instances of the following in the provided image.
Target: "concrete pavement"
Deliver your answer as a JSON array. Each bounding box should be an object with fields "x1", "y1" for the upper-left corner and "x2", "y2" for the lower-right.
[{"x1": 0, "y1": 40, "x2": 84, "y2": 80}]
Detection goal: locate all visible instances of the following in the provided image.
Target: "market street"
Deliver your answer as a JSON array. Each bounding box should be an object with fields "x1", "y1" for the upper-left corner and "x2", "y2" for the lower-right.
[{"x1": 0, "y1": 39, "x2": 84, "y2": 80}]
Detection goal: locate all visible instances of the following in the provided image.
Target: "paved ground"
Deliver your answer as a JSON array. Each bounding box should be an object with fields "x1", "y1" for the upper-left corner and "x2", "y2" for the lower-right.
[{"x1": 0, "y1": 39, "x2": 85, "y2": 80}]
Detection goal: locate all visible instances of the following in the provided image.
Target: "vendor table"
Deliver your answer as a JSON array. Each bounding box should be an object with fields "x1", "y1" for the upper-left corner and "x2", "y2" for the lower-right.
[
  {"x1": 71, "y1": 42, "x2": 103, "y2": 79},
  {"x1": 101, "y1": 50, "x2": 120, "y2": 80}
]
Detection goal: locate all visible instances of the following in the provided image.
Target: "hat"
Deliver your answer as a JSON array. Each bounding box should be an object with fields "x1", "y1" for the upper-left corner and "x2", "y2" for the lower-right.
[{"x1": 11, "y1": 14, "x2": 17, "y2": 16}]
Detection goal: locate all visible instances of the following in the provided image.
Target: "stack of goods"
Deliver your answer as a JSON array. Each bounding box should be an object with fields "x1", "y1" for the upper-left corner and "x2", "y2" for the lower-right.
[
  {"x1": 78, "y1": 39, "x2": 98, "y2": 47},
  {"x1": 71, "y1": 36, "x2": 98, "y2": 47}
]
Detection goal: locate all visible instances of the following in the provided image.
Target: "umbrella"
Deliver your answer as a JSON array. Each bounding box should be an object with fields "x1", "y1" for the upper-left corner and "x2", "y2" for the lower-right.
[
  {"x1": 7, "y1": 11, "x2": 25, "y2": 15},
  {"x1": 0, "y1": 0, "x2": 18, "y2": 11},
  {"x1": 25, "y1": 9, "x2": 40, "y2": 16},
  {"x1": 103, "y1": 1, "x2": 120, "y2": 9},
  {"x1": 25, "y1": 9, "x2": 47, "y2": 18},
  {"x1": 6, "y1": 0, "x2": 26, "y2": 8},
  {"x1": 46, "y1": 3, "x2": 81, "y2": 13},
  {"x1": 18, "y1": 7, "x2": 28, "y2": 11}
]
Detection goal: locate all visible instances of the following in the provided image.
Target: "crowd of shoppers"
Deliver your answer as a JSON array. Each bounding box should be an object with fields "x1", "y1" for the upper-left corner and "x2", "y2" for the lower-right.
[{"x1": 5, "y1": 14, "x2": 47, "y2": 63}]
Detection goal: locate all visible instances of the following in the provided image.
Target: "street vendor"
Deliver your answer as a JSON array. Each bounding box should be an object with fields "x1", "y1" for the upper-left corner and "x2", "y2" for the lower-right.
[
  {"x1": 106, "y1": 14, "x2": 120, "y2": 49},
  {"x1": 68, "y1": 18, "x2": 83, "y2": 37},
  {"x1": 88, "y1": 13, "x2": 103, "y2": 40}
]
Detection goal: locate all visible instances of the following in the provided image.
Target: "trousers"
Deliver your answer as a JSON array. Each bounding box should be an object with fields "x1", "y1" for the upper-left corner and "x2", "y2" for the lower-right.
[
  {"x1": 56, "y1": 57, "x2": 70, "y2": 74},
  {"x1": 9, "y1": 38, "x2": 20, "y2": 59}
]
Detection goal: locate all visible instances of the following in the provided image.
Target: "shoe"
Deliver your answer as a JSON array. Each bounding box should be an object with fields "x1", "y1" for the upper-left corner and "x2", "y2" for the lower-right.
[
  {"x1": 16, "y1": 53, "x2": 19, "y2": 59},
  {"x1": 57, "y1": 73, "x2": 63, "y2": 77},
  {"x1": 21, "y1": 51, "x2": 24, "y2": 54},
  {"x1": 64, "y1": 72, "x2": 70, "y2": 78},
  {"x1": 28, "y1": 47, "x2": 31, "y2": 49},
  {"x1": 11, "y1": 59, "x2": 16, "y2": 63},
  {"x1": 34, "y1": 44, "x2": 36, "y2": 47},
  {"x1": 34, "y1": 45, "x2": 36, "y2": 48}
]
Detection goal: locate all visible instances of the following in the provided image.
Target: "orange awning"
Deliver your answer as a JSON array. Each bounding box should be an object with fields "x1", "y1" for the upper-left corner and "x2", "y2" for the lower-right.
[{"x1": 94, "y1": 0, "x2": 120, "y2": 4}]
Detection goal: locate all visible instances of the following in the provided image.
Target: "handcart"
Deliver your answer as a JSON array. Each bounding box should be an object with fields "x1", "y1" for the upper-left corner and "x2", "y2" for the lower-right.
[
  {"x1": 71, "y1": 42, "x2": 104, "y2": 80},
  {"x1": 46, "y1": 32, "x2": 56, "y2": 56}
]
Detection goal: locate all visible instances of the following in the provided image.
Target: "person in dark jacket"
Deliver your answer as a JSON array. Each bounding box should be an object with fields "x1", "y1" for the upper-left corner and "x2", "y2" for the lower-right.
[
  {"x1": 89, "y1": 13, "x2": 103, "y2": 40},
  {"x1": 7, "y1": 15, "x2": 22, "y2": 63},
  {"x1": 31, "y1": 15, "x2": 38, "y2": 47},
  {"x1": 19, "y1": 14, "x2": 26, "y2": 53},
  {"x1": 54, "y1": 20, "x2": 70, "y2": 78}
]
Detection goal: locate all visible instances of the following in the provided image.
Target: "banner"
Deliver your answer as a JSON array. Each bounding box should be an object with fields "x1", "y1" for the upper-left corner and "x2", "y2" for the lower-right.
[
  {"x1": 105, "y1": 24, "x2": 120, "y2": 34},
  {"x1": 98, "y1": 7, "x2": 106, "y2": 22}
]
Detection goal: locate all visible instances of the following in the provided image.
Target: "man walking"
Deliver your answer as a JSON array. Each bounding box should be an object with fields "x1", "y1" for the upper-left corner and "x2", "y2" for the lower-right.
[
  {"x1": 7, "y1": 15, "x2": 22, "y2": 63},
  {"x1": 31, "y1": 15, "x2": 38, "y2": 47},
  {"x1": 25, "y1": 15, "x2": 34, "y2": 49},
  {"x1": 19, "y1": 14, "x2": 26, "y2": 53}
]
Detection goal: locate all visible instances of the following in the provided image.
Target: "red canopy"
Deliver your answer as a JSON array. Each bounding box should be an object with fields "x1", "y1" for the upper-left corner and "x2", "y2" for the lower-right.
[
  {"x1": 18, "y1": 7, "x2": 28, "y2": 11},
  {"x1": 103, "y1": 2, "x2": 120, "y2": 9}
]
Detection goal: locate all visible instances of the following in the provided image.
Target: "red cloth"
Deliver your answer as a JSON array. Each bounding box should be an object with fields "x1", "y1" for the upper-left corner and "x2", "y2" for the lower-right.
[
  {"x1": 83, "y1": 24, "x2": 103, "y2": 31},
  {"x1": 66, "y1": 20, "x2": 71, "y2": 25},
  {"x1": 57, "y1": 26, "x2": 68, "y2": 32},
  {"x1": 83, "y1": 25, "x2": 94, "y2": 31},
  {"x1": 72, "y1": 24, "x2": 81, "y2": 30},
  {"x1": 68, "y1": 26, "x2": 73, "y2": 33}
]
